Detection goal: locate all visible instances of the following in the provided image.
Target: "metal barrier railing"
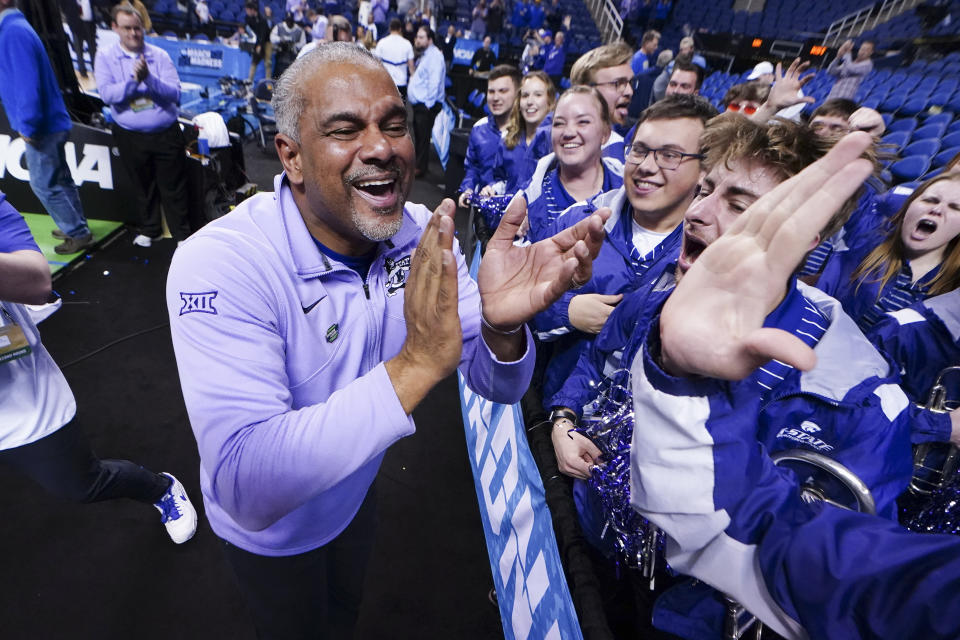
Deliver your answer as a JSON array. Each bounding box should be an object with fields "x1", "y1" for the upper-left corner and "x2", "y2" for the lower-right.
[
  {"x1": 583, "y1": 0, "x2": 624, "y2": 43},
  {"x1": 822, "y1": 0, "x2": 923, "y2": 45}
]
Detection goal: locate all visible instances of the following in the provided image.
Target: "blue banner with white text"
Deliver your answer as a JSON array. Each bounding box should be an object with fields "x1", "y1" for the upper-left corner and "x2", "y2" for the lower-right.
[
  {"x1": 453, "y1": 38, "x2": 501, "y2": 67},
  {"x1": 457, "y1": 249, "x2": 583, "y2": 640},
  {"x1": 145, "y1": 36, "x2": 252, "y2": 87}
]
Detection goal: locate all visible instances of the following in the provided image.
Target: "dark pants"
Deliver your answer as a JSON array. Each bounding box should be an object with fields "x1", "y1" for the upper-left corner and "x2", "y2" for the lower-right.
[
  {"x1": 68, "y1": 19, "x2": 97, "y2": 75},
  {"x1": 0, "y1": 420, "x2": 169, "y2": 505},
  {"x1": 220, "y1": 487, "x2": 378, "y2": 640},
  {"x1": 112, "y1": 122, "x2": 192, "y2": 241},
  {"x1": 412, "y1": 102, "x2": 441, "y2": 174}
]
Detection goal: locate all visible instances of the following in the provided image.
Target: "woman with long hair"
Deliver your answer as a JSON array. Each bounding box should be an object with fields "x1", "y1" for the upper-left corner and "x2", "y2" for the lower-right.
[
  {"x1": 481, "y1": 71, "x2": 556, "y2": 197},
  {"x1": 817, "y1": 174, "x2": 960, "y2": 331},
  {"x1": 521, "y1": 85, "x2": 623, "y2": 242}
]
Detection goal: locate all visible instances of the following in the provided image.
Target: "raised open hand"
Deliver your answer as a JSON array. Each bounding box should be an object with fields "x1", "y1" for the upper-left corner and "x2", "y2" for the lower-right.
[
  {"x1": 659, "y1": 132, "x2": 875, "y2": 380},
  {"x1": 768, "y1": 58, "x2": 815, "y2": 109},
  {"x1": 477, "y1": 194, "x2": 610, "y2": 329}
]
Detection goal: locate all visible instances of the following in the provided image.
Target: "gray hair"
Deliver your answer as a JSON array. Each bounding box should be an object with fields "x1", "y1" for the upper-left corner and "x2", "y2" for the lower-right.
[{"x1": 272, "y1": 42, "x2": 385, "y2": 144}]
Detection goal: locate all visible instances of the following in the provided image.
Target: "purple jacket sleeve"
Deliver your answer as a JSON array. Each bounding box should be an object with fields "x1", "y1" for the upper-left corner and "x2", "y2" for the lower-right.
[
  {"x1": 94, "y1": 50, "x2": 141, "y2": 106},
  {"x1": 143, "y1": 48, "x2": 181, "y2": 106}
]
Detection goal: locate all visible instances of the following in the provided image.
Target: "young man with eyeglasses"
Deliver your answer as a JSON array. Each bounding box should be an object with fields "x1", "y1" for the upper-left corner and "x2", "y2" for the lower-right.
[
  {"x1": 532, "y1": 95, "x2": 717, "y2": 408},
  {"x1": 570, "y1": 42, "x2": 635, "y2": 145}
]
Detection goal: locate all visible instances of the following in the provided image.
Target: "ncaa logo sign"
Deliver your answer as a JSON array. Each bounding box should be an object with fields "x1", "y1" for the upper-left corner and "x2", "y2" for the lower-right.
[{"x1": 0, "y1": 135, "x2": 114, "y2": 189}]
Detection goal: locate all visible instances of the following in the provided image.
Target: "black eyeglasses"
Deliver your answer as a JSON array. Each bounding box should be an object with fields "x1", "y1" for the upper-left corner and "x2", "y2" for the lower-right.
[
  {"x1": 626, "y1": 144, "x2": 703, "y2": 170},
  {"x1": 590, "y1": 75, "x2": 637, "y2": 92}
]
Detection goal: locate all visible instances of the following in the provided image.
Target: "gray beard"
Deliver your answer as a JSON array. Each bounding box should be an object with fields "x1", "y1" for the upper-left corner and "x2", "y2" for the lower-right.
[{"x1": 352, "y1": 208, "x2": 404, "y2": 242}]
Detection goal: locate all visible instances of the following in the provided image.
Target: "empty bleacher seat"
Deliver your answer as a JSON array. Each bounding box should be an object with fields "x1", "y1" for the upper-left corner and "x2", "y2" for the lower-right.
[{"x1": 890, "y1": 155, "x2": 932, "y2": 183}]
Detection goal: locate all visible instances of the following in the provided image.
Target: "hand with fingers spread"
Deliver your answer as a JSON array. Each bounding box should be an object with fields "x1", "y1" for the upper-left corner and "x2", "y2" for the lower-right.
[
  {"x1": 551, "y1": 418, "x2": 602, "y2": 479},
  {"x1": 476, "y1": 192, "x2": 610, "y2": 330},
  {"x1": 385, "y1": 199, "x2": 463, "y2": 413},
  {"x1": 659, "y1": 132, "x2": 876, "y2": 380},
  {"x1": 752, "y1": 58, "x2": 815, "y2": 122},
  {"x1": 569, "y1": 293, "x2": 623, "y2": 334}
]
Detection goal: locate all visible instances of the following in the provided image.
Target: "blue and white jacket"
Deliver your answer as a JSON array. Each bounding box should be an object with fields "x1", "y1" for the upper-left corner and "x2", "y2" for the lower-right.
[
  {"x1": 816, "y1": 241, "x2": 943, "y2": 333},
  {"x1": 629, "y1": 283, "x2": 914, "y2": 639},
  {"x1": 868, "y1": 289, "x2": 960, "y2": 443},
  {"x1": 546, "y1": 264, "x2": 673, "y2": 415},
  {"x1": 518, "y1": 152, "x2": 623, "y2": 243},
  {"x1": 534, "y1": 187, "x2": 682, "y2": 404},
  {"x1": 489, "y1": 113, "x2": 554, "y2": 195},
  {"x1": 458, "y1": 115, "x2": 503, "y2": 196}
]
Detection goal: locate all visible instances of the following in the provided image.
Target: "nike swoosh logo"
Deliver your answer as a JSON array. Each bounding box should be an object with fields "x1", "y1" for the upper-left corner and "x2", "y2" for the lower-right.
[{"x1": 302, "y1": 299, "x2": 321, "y2": 314}]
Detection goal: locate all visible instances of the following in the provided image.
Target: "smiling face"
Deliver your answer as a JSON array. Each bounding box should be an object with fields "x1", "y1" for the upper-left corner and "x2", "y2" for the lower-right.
[
  {"x1": 624, "y1": 117, "x2": 703, "y2": 231},
  {"x1": 900, "y1": 179, "x2": 960, "y2": 262},
  {"x1": 678, "y1": 158, "x2": 783, "y2": 274},
  {"x1": 519, "y1": 76, "x2": 552, "y2": 127},
  {"x1": 279, "y1": 61, "x2": 414, "y2": 255},
  {"x1": 592, "y1": 63, "x2": 634, "y2": 126},
  {"x1": 551, "y1": 92, "x2": 609, "y2": 172},
  {"x1": 487, "y1": 76, "x2": 519, "y2": 119}
]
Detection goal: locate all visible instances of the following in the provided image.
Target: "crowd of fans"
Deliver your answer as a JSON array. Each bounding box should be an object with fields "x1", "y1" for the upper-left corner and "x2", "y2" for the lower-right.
[{"x1": 5, "y1": 0, "x2": 960, "y2": 637}]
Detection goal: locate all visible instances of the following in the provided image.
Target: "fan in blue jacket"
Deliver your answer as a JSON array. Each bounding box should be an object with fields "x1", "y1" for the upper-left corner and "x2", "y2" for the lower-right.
[
  {"x1": 514, "y1": 86, "x2": 624, "y2": 244},
  {"x1": 627, "y1": 129, "x2": 936, "y2": 640},
  {"x1": 534, "y1": 95, "x2": 713, "y2": 405},
  {"x1": 554, "y1": 119, "x2": 914, "y2": 639},
  {"x1": 816, "y1": 174, "x2": 960, "y2": 333},
  {"x1": 457, "y1": 65, "x2": 521, "y2": 207}
]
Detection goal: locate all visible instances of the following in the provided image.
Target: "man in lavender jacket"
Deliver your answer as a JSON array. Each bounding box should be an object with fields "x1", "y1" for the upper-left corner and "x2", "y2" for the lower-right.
[
  {"x1": 95, "y1": 3, "x2": 191, "y2": 248},
  {"x1": 166, "y1": 43, "x2": 609, "y2": 639}
]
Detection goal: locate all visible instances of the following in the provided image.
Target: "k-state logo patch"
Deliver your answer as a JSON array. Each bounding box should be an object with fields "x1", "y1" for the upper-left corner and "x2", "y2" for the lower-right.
[
  {"x1": 179, "y1": 291, "x2": 218, "y2": 315},
  {"x1": 384, "y1": 255, "x2": 411, "y2": 297}
]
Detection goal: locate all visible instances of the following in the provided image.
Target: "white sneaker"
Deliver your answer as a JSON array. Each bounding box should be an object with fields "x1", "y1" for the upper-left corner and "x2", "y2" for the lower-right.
[
  {"x1": 133, "y1": 234, "x2": 159, "y2": 247},
  {"x1": 153, "y1": 472, "x2": 198, "y2": 544}
]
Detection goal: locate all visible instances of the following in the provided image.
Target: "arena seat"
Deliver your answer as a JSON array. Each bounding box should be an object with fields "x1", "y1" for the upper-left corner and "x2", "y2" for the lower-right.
[
  {"x1": 902, "y1": 138, "x2": 940, "y2": 158},
  {"x1": 933, "y1": 146, "x2": 960, "y2": 169},
  {"x1": 887, "y1": 117, "x2": 918, "y2": 134},
  {"x1": 912, "y1": 122, "x2": 947, "y2": 140},
  {"x1": 890, "y1": 155, "x2": 932, "y2": 183}
]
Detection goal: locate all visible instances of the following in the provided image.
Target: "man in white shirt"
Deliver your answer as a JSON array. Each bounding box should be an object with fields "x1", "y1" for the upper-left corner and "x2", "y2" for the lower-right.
[{"x1": 374, "y1": 18, "x2": 414, "y2": 99}]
